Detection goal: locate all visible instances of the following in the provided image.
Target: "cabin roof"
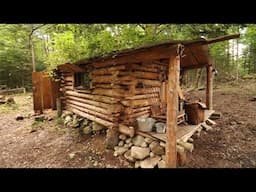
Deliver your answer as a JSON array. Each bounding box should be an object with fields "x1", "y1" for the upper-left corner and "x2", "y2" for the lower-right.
[{"x1": 59, "y1": 34, "x2": 240, "y2": 70}]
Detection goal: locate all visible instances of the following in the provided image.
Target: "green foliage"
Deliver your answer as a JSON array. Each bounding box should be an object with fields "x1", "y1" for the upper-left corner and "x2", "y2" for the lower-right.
[{"x1": 0, "y1": 23, "x2": 254, "y2": 89}]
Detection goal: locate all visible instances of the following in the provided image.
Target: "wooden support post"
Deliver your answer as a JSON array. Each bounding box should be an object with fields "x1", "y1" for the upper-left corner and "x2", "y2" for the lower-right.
[
  {"x1": 56, "y1": 97, "x2": 62, "y2": 117},
  {"x1": 166, "y1": 45, "x2": 181, "y2": 168},
  {"x1": 206, "y1": 64, "x2": 213, "y2": 110}
]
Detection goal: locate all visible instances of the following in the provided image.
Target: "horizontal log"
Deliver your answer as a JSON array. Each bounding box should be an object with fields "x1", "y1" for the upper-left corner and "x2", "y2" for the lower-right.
[
  {"x1": 125, "y1": 93, "x2": 159, "y2": 100},
  {"x1": 66, "y1": 90, "x2": 120, "y2": 104},
  {"x1": 177, "y1": 141, "x2": 194, "y2": 153},
  {"x1": 91, "y1": 65, "x2": 126, "y2": 75},
  {"x1": 138, "y1": 79, "x2": 161, "y2": 87},
  {"x1": 135, "y1": 87, "x2": 160, "y2": 95},
  {"x1": 66, "y1": 95, "x2": 123, "y2": 113},
  {"x1": 119, "y1": 71, "x2": 159, "y2": 80},
  {"x1": 91, "y1": 75, "x2": 135, "y2": 83},
  {"x1": 92, "y1": 88, "x2": 125, "y2": 98},
  {"x1": 118, "y1": 124, "x2": 135, "y2": 137},
  {"x1": 121, "y1": 98, "x2": 160, "y2": 107},
  {"x1": 127, "y1": 63, "x2": 159, "y2": 73},
  {"x1": 66, "y1": 103, "x2": 118, "y2": 122},
  {"x1": 124, "y1": 106, "x2": 151, "y2": 115},
  {"x1": 121, "y1": 110, "x2": 150, "y2": 120},
  {"x1": 91, "y1": 83, "x2": 125, "y2": 89},
  {"x1": 66, "y1": 99, "x2": 116, "y2": 115},
  {"x1": 66, "y1": 106, "x2": 115, "y2": 128},
  {"x1": 64, "y1": 86, "x2": 73, "y2": 90},
  {"x1": 64, "y1": 76, "x2": 73, "y2": 81}
]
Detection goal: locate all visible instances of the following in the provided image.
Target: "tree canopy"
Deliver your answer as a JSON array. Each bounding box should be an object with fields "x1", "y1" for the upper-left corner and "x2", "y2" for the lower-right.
[{"x1": 0, "y1": 24, "x2": 254, "y2": 89}]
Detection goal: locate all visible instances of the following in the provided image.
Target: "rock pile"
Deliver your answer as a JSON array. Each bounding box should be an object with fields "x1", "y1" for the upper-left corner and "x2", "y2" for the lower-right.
[
  {"x1": 114, "y1": 134, "x2": 167, "y2": 168},
  {"x1": 61, "y1": 110, "x2": 107, "y2": 135}
]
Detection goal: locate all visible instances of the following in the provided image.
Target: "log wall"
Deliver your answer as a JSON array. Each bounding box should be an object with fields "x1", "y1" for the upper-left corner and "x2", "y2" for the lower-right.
[{"x1": 59, "y1": 60, "x2": 168, "y2": 128}]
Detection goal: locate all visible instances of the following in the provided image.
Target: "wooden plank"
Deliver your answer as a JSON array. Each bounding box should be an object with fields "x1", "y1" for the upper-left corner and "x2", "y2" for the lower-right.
[
  {"x1": 121, "y1": 110, "x2": 150, "y2": 120},
  {"x1": 66, "y1": 106, "x2": 115, "y2": 128},
  {"x1": 66, "y1": 90, "x2": 120, "y2": 104},
  {"x1": 50, "y1": 79, "x2": 60, "y2": 110},
  {"x1": 66, "y1": 103, "x2": 118, "y2": 122},
  {"x1": 166, "y1": 46, "x2": 179, "y2": 168},
  {"x1": 206, "y1": 64, "x2": 213, "y2": 110}
]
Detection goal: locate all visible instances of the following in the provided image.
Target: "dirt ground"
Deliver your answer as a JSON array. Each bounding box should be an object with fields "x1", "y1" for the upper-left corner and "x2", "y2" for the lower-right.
[{"x1": 0, "y1": 79, "x2": 256, "y2": 168}]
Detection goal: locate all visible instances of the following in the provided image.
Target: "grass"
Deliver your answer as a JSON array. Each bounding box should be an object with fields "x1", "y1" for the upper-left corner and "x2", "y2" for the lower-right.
[{"x1": 0, "y1": 103, "x2": 20, "y2": 113}]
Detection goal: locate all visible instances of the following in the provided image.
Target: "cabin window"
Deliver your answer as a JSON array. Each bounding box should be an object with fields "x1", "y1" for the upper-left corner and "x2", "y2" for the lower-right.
[{"x1": 74, "y1": 72, "x2": 90, "y2": 89}]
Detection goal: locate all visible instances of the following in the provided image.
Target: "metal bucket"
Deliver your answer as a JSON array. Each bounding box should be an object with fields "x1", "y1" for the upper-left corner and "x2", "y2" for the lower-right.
[{"x1": 136, "y1": 117, "x2": 156, "y2": 132}]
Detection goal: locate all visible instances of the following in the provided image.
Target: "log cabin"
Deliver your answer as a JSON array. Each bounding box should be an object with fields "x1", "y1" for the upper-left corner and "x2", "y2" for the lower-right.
[{"x1": 55, "y1": 34, "x2": 240, "y2": 167}]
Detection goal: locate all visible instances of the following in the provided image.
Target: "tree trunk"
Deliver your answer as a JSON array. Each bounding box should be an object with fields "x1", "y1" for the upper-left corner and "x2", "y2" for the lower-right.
[{"x1": 30, "y1": 36, "x2": 36, "y2": 72}]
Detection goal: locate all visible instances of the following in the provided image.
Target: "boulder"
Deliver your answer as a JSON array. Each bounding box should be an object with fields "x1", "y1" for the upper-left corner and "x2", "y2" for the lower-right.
[
  {"x1": 150, "y1": 152, "x2": 155, "y2": 158},
  {"x1": 114, "y1": 146, "x2": 129, "y2": 156},
  {"x1": 34, "y1": 115, "x2": 45, "y2": 122},
  {"x1": 130, "y1": 146, "x2": 150, "y2": 160},
  {"x1": 157, "y1": 160, "x2": 166, "y2": 168},
  {"x1": 6, "y1": 97, "x2": 15, "y2": 104},
  {"x1": 125, "y1": 138, "x2": 132, "y2": 144},
  {"x1": 135, "y1": 161, "x2": 141, "y2": 168},
  {"x1": 155, "y1": 122, "x2": 166, "y2": 133},
  {"x1": 124, "y1": 150, "x2": 136, "y2": 162},
  {"x1": 149, "y1": 141, "x2": 165, "y2": 155},
  {"x1": 16, "y1": 114, "x2": 24, "y2": 121},
  {"x1": 83, "y1": 126, "x2": 92, "y2": 135},
  {"x1": 160, "y1": 142, "x2": 166, "y2": 147},
  {"x1": 81, "y1": 119, "x2": 89, "y2": 127},
  {"x1": 92, "y1": 122, "x2": 105, "y2": 131},
  {"x1": 132, "y1": 135, "x2": 145, "y2": 146},
  {"x1": 128, "y1": 143, "x2": 133, "y2": 148},
  {"x1": 161, "y1": 155, "x2": 166, "y2": 161},
  {"x1": 140, "y1": 156, "x2": 161, "y2": 168},
  {"x1": 119, "y1": 134, "x2": 127, "y2": 141},
  {"x1": 64, "y1": 115, "x2": 72, "y2": 125},
  {"x1": 124, "y1": 144, "x2": 129, "y2": 148},
  {"x1": 118, "y1": 140, "x2": 124, "y2": 147},
  {"x1": 140, "y1": 142, "x2": 148, "y2": 148},
  {"x1": 145, "y1": 137, "x2": 154, "y2": 144},
  {"x1": 105, "y1": 128, "x2": 119, "y2": 149}
]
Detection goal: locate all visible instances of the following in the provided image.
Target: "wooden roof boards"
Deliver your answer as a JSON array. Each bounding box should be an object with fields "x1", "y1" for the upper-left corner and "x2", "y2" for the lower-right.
[{"x1": 59, "y1": 33, "x2": 239, "y2": 71}]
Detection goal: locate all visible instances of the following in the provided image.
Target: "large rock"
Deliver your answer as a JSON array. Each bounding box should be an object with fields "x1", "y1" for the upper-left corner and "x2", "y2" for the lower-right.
[
  {"x1": 145, "y1": 137, "x2": 154, "y2": 144},
  {"x1": 114, "y1": 146, "x2": 129, "y2": 156},
  {"x1": 81, "y1": 119, "x2": 90, "y2": 127},
  {"x1": 34, "y1": 115, "x2": 45, "y2": 122},
  {"x1": 125, "y1": 138, "x2": 132, "y2": 144},
  {"x1": 92, "y1": 122, "x2": 105, "y2": 131},
  {"x1": 105, "y1": 128, "x2": 119, "y2": 149},
  {"x1": 132, "y1": 135, "x2": 145, "y2": 146},
  {"x1": 6, "y1": 97, "x2": 15, "y2": 104},
  {"x1": 83, "y1": 126, "x2": 92, "y2": 135},
  {"x1": 158, "y1": 160, "x2": 166, "y2": 168},
  {"x1": 71, "y1": 116, "x2": 80, "y2": 128},
  {"x1": 124, "y1": 150, "x2": 136, "y2": 162},
  {"x1": 140, "y1": 142, "x2": 148, "y2": 148},
  {"x1": 140, "y1": 156, "x2": 161, "y2": 168},
  {"x1": 64, "y1": 115, "x2": 72, "y2": 125},
  {"x1": 155, "y1": 122, "x2": 166, "y2": 133},
  {"x1": 119, "y1": 134, "x2": 127, "y2": 141},
  {"x1": 130, "y1": 146, "x2": 150, "y2": 160},
  {"x1": 16, "y1": 114, "x2": 24, "y2": 121},
  {"x1": 118, "y1": 140, "x2": 124, "y2": 147},
  {"x1": 149, "y1": 141, "x2": 165, "y2": 155}
]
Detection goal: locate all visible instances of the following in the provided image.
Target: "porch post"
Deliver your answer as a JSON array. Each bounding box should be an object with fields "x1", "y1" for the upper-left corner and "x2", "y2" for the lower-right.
[
  {"x1": 206, "y1": 64, "x2": 213, "y2": 110},
  {"x1": 166, "y1": 45, "x2": 181, "y2": 168}
]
